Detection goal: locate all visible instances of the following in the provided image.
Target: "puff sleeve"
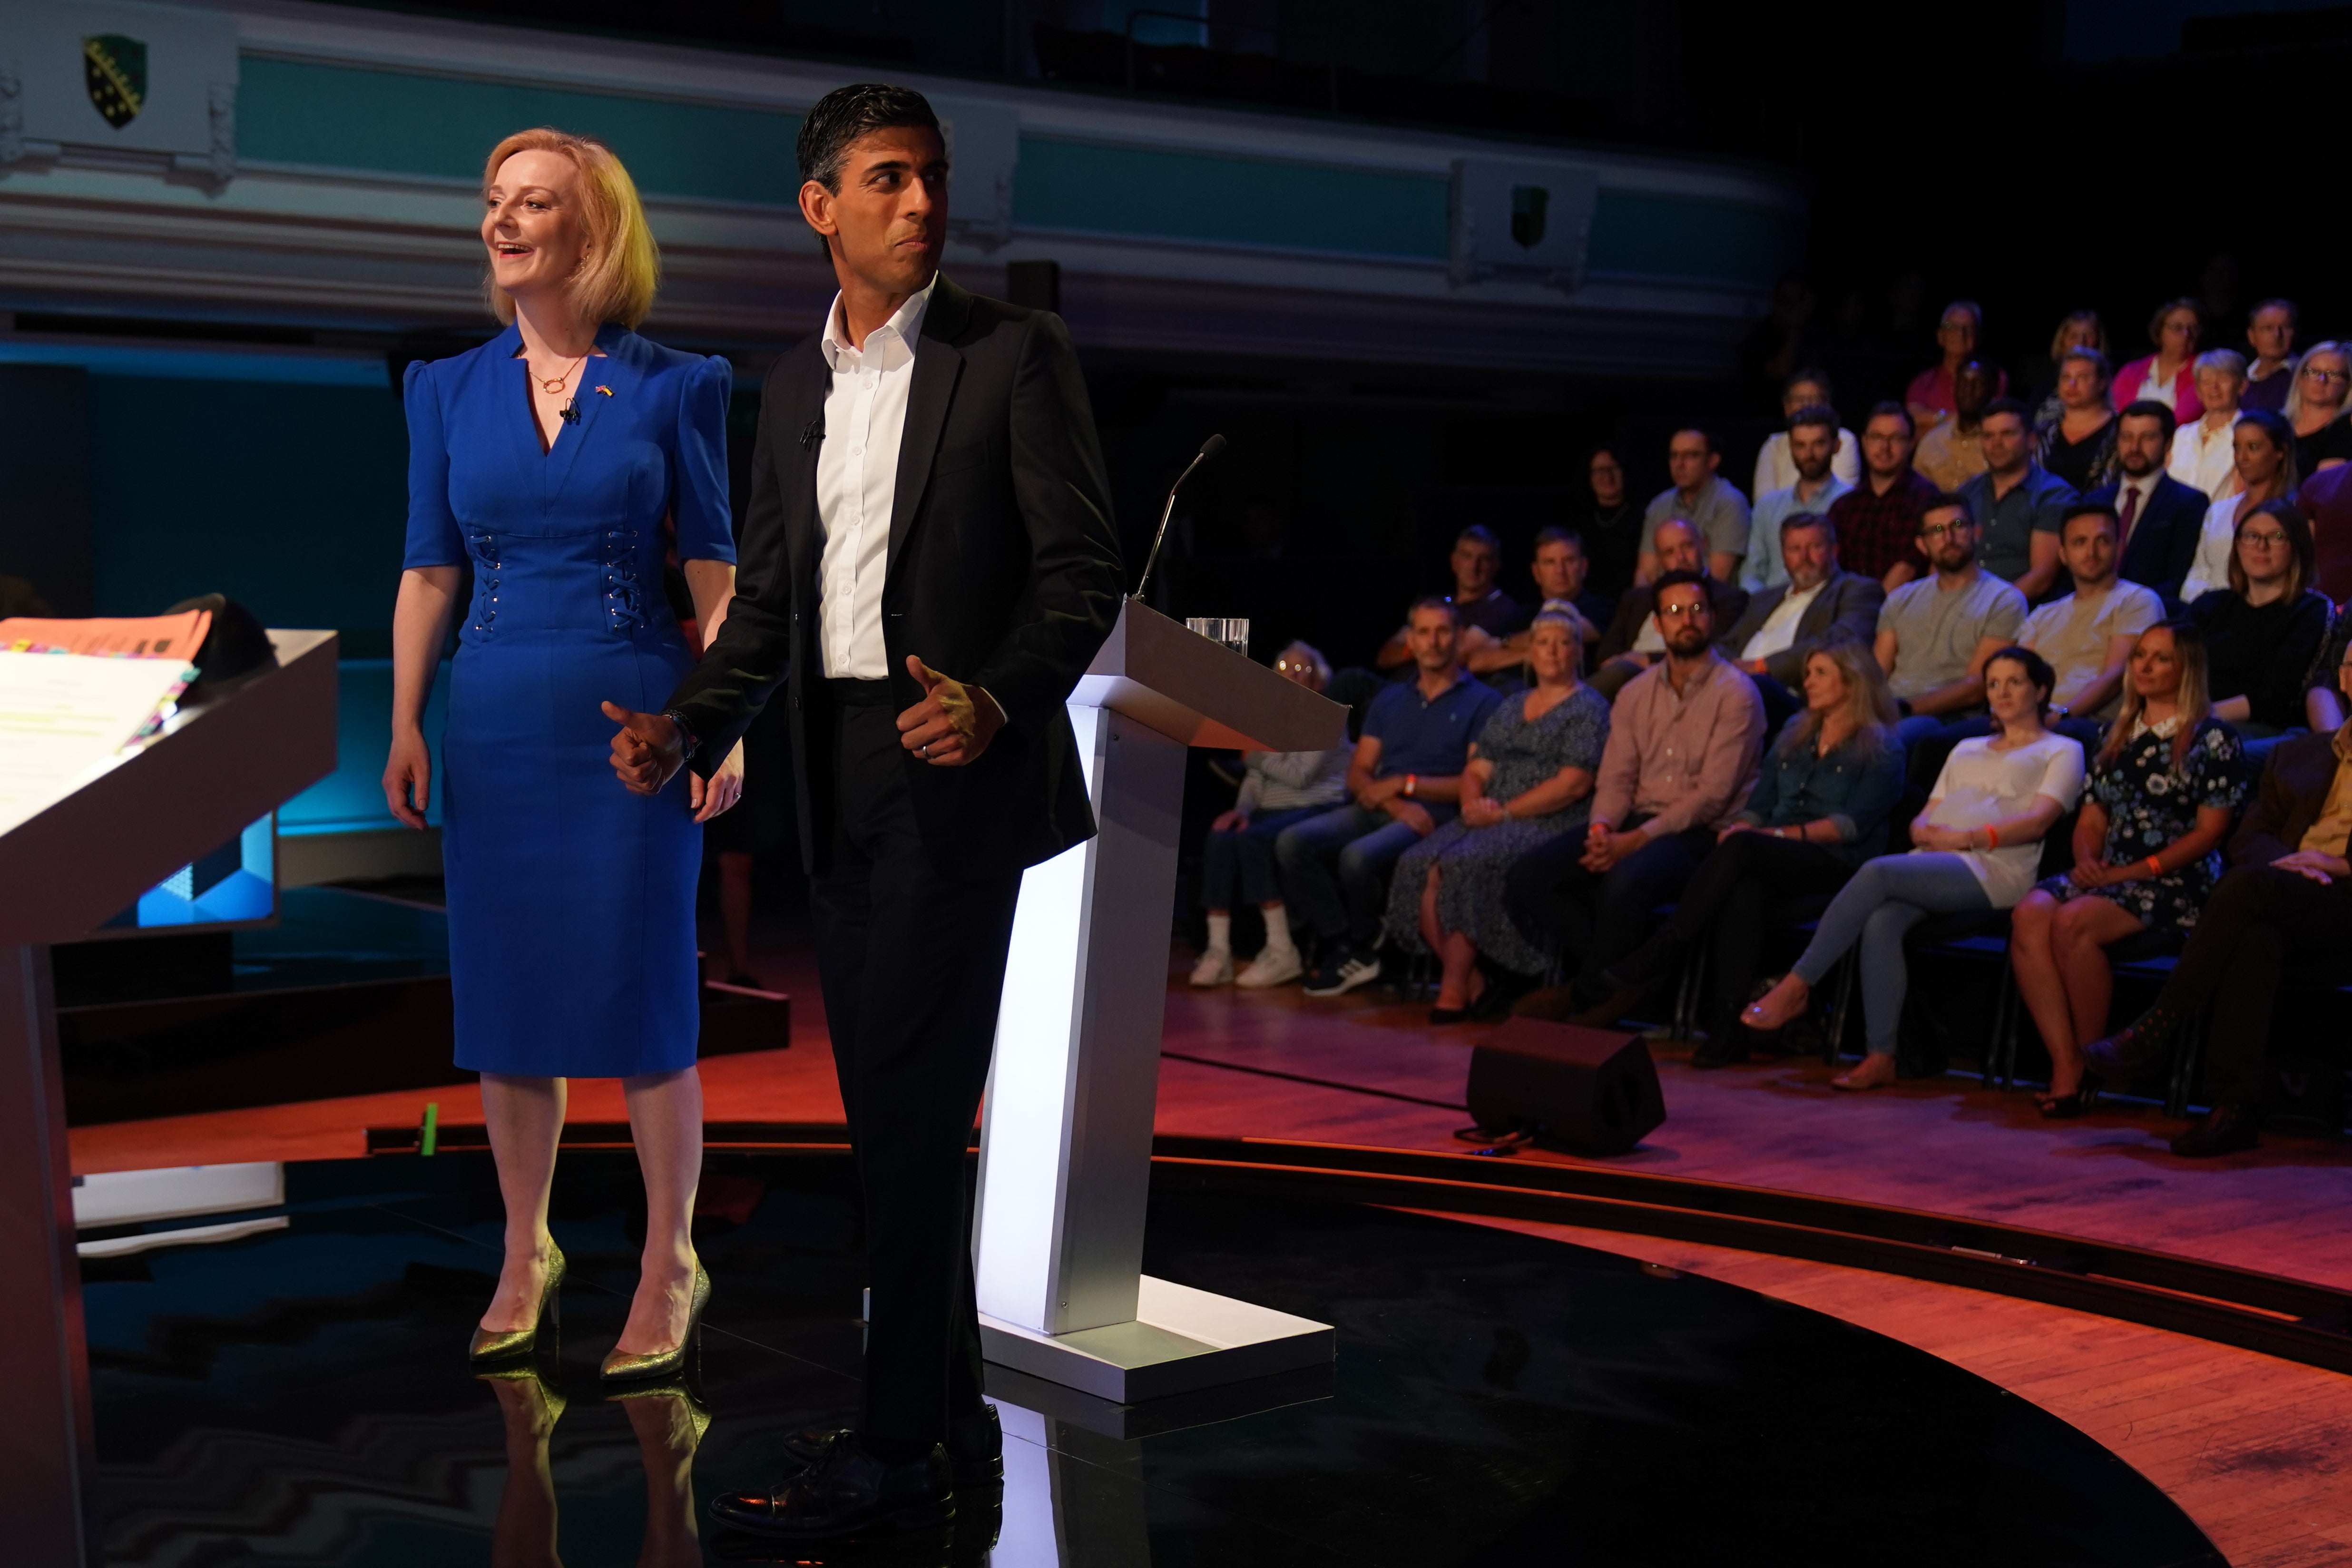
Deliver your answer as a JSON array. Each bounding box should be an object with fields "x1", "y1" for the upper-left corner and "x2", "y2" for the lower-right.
[
  {"x1": 402, "y1": 360, "x2": 464, "y2": 569},
  {"x1": 670, "y1": 355, "x2": 736, "y2": 565}
]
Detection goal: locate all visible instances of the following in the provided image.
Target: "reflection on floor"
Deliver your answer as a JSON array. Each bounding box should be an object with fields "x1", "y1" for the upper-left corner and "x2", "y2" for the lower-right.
[{"x1": 89, "y1": 1150, "x2": 2220, "y2": 1566}]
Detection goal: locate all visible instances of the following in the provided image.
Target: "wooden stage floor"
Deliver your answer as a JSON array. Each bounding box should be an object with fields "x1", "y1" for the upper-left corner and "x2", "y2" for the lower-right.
[{"x1": 68, "y1": 941, "x2": 2352, "y2": 1566}]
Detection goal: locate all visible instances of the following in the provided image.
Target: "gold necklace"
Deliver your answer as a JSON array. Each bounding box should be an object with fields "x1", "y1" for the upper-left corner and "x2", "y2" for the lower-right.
[{"x1": 533, "y1": 351, "x2": 588, "y2": 395}]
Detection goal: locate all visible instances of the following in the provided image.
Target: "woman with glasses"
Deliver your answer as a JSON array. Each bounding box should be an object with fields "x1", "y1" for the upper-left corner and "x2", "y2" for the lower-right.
[
  {"x1": 2286, "y1": 341, "x2": 2352, "y2": 477},
  {"x1": 2007, "y1": 621, "x2": 2243, "y2": 1117},
  {"x1": 2113, "y1": 299, "x2": 2206, "y2": 424},
  {"x1": 2167, "y1": 349, "x2": 2247, "y2": 502},
  {"x1": 2035, "y1": 347, "x2": 2120, "y2": 494},
  {"x1": 2181, "y1": 410, "x2": 2298, "y2": 601},
  {"x1": 2188, "y1": 501, "x2": 2330, "y2": 758}
]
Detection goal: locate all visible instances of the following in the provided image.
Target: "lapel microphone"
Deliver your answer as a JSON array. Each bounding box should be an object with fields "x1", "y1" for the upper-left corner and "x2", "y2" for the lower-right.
[{"x1": 800, "y1": 417, "x2": 825, "y2": 449}]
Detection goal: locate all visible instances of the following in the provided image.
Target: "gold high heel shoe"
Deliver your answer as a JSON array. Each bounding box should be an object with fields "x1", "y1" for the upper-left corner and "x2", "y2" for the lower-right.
[
  {"x1": 601, "y1": 1262, "x2": 710, "y2": 1382},
  {"x1": 605, "y1": 1374, "x2": 714, "y2": 1450},
  {"x1": 469, "y1": 1244, "x2": 565, "y2": 1363},
  {"x1": 476, "y1": 1360, "x2": 569, "y2": 1427}
]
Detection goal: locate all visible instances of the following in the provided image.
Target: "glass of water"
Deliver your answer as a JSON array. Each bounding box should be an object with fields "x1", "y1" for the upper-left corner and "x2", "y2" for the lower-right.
[{"x1": 1184, "y1": 617, "x2": 1250, "y2": 657}]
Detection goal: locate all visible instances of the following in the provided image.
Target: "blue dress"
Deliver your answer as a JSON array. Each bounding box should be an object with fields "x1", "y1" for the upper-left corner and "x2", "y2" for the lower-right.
[{"x1": 403, "y1": 322, "x2": 735, "y2": 1077}]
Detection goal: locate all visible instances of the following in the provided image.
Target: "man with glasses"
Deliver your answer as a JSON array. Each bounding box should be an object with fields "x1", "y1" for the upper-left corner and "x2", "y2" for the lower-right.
[
  {"x1": 1874, "y1": 496, "x2": 2029, "y2": 756},
  {"x1": 1828, "y1": 402, "x2": 1941, "y2": 591},
  {"x1": 1638, "y1": 428, "x2": 1751, "y2": 585},
  {"x1": 1959, "y1": 398, "x2": 2076, "y2": 602},
  {"x1": 2085, "y1": 401, "x2": 2210, "y2": 605},
  {"x1": 1591, "y1": 518, "x2": 1749, "y2": 699},
  {"x1": 1505, "y1": 570, "x2": 1766, "y2": 1017}
]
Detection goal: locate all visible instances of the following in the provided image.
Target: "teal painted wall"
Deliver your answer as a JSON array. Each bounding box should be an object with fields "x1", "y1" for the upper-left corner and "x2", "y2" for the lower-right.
[
  {"x1": 1012, "y1": 137, "x2": 1450, "y2": 258},
  {"x1": 238, "y1": 57, "x2": 805, "y2": 204},
  {"x1": 1586, "y1": 190, "x2": 1803, "y2": 285}
]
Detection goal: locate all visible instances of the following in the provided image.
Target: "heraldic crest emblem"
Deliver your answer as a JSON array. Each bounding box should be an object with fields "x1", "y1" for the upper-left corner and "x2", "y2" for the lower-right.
[{"x1": 84, "y1": 34, "x2": 147, "y2": 129}]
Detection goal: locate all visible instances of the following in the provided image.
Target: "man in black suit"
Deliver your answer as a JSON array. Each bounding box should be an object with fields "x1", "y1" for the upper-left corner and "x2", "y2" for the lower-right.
[
  {"x1": 1713, "y1": 512, "x2": 1886, "y2": 731},
  {"x1": 2088, "y1": 400, "x2": 2208, "y2": 606},
  {"x1": 605, "y1": 84, "x2": 1123, "y2": 1539}
]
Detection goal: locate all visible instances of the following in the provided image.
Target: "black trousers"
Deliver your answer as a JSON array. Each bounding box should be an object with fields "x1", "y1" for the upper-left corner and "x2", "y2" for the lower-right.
[
  {"x1": 1502, "y1": 818, "x2": 1715, "y2": 997},
  {"x1": 2158, "y1": 862, "x2": 2352, "y2": 1107},
  {"x1": 1615, "y1": 831, "x2": 1856, "y2": 1033},
  {"x1": 808, "y1": 681, "x2": 1024, "y2": 1446}
]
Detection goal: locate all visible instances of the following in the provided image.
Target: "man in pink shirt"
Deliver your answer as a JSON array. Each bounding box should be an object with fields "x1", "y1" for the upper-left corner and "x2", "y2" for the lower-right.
[{"x1": 1504, "y1": 571, "x2": 1766, "y2": 1013}]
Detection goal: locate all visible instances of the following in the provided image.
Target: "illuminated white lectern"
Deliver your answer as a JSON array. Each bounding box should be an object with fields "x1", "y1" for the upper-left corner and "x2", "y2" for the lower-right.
[
  {"x1": 0, "y1": 631, "x2": 338, "y2": 1568},
  {"x1": 973, "y1": 603, "x2": 1347, "y2": 1401}
]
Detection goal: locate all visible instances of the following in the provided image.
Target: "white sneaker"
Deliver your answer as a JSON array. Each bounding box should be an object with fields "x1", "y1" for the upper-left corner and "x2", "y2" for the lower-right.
[
  {"x1": 1188, "y1": 949, "x2": 1235, "y2": 987},
  {"x1": 1235, "y1": 945, "x2": 1303, "y2": 988}
]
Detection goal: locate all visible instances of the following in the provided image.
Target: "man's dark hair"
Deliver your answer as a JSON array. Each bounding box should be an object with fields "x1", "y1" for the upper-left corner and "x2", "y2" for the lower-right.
[
  {"x1": 2251, "y1": 297, "x2": 2300, "y2": 329},
  {"x1": 1863, "y1": 400, "x2": 1915, "y2": 438},
  {"x1": 1784, "y1": 367, "x2": 1833, "y2": 401},
  {"x1": 1533, "y1": 526, "x2": 1584, "y2": 553},
  {"x1": 1779, "y1": 510, "x2": 1833, "y2": 541},
  {"x1": 1979, "y1": 396, "x2": 2032, "y2": 425},
  {"x1": 1671, "y1": 426, "x2": 1718, "y2": 456},
  {"x1": 1455, "y1": 524, "x2": 1501, "y2": 553},
  {"x1": 797, "y1": 83, "x2": 941, "y2": 192},
  {"x1": 2117, "y1": 398, "x2": 2179, "y2": 441},
  {"x1": 1408, "y1": 595, "x2": 1460, "y2": 625},
  {"x1": 2061, "y1": 501, "x2": 2120, "y2": 536},
  {"x1": 1650, "y1": 568, "x2": 1711, "y2": 610},
  {"x1": 1918, "y1": 492, "x2": 1971, "y2": 528},
  {"x1": 1787, "y1": 403, "x2": 1841, "y2": 441}
]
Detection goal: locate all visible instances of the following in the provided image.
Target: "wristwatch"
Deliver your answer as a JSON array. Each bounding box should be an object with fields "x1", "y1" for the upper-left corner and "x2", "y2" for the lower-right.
[{"x1": 661, "y1": 708, "x2": 699, "y2": 756}]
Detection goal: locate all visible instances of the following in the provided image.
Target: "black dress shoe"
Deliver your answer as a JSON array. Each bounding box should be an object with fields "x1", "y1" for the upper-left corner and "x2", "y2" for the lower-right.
[
  {"x1": 710, "y1": 1437, "x2": 953, "y2": 1540},
  {"x1": 777, "y1": 1406, "x2": 1001, "y2": 1489},
  {"x1": 2171, "y1": 1104, "x2": 2263, "y2": 1158}
]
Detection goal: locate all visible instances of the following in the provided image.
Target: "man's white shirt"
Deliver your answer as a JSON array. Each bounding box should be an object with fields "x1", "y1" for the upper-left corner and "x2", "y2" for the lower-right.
[{"x1": 815, "y1": 276, "x2": 936, "y2": 679}]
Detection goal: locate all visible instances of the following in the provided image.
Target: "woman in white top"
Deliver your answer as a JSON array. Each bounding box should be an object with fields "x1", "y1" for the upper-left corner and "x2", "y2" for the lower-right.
[
  {"x1": 2180, "y1": 409, "x2": 2297, "y2": 602},
  {"x1": 2167, "y1": 348, "x2": 2245, "y2": 502},
  {"x1": 1742, "y1": 647, "x2": 2086, "y2": 1090},
  {"x1": 1753, "y1": 369, "x2": 1861, "y2": 496}
]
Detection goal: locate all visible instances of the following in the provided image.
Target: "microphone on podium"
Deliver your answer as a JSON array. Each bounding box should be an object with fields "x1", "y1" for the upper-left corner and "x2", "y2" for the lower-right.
[{"x1": 1131, "y1": 433, "x2": 1227, "y2": 603}]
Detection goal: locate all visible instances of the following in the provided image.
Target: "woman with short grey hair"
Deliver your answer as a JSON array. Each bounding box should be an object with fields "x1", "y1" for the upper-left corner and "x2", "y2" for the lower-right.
[{"x1": 2169, "y1": 348, "x2": 2247, "y2": 501}]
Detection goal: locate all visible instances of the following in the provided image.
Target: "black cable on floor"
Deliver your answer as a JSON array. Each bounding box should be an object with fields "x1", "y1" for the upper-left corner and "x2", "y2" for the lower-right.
[{"x1": 1159, "y1": 1049, "x2": 1469, "y2": 1113}]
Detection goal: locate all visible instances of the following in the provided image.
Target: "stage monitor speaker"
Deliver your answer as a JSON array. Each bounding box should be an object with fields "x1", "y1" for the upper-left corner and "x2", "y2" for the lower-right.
[{"x1": 1466, "y1": 1019, "x2": 1664, "y2": 1156}]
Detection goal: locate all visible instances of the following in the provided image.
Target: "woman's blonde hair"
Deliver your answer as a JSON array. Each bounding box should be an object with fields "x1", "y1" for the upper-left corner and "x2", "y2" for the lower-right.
[
  {"x1": 2285, "y1": 340, "x2": 2352, "y2": 425},
  {"x1": 2048, "y1": 309, "x2": 2108, "y2": 361},
  {"x1": 1780, "y1": 633, "x2": 1897, "y2": 757},
  {"x1": 2099, "y1": 619, "x2": 2210, "y2": 773},
  {"x1": 481, "y1": 128, "x2": 659, "y2": 329}
]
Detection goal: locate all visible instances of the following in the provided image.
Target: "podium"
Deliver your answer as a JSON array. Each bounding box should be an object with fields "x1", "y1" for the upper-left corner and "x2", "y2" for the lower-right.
[
  {"x1": 972, "y1": 603, "x2": 1348, "y2": 1401},
  {"x1": 0, "y1": 630, "x2": 338, "y2": 1567}
]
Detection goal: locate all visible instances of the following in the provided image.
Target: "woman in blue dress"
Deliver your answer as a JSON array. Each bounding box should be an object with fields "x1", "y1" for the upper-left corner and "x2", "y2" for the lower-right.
[{"x1": 383, "y1": 129, "x2": 739, "y2": 1379}]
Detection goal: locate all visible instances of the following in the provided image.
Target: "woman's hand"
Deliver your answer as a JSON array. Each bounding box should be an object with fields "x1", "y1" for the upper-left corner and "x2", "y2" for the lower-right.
[
  {"x1": 1461, "y1": 796, "x2": 1506, "y2": 829},
  {"x1": 383, "y1": 727, "x2": 433, "y2": 829},
  {"x1": 1912, "y1": 823, "x2": 1967, "y2": 853},
  {"x1": 689, "y1": 740, "x2": 745, "y2": 823},
  {"x1": 1212, "y1": 809, "x2": 1249, "y2": 833}
]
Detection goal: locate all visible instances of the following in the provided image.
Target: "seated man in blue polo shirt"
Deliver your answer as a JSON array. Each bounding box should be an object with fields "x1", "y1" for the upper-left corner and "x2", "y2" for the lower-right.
[{"x1": 1280, "y1": 598, "x2": 1504, "y2": 996}]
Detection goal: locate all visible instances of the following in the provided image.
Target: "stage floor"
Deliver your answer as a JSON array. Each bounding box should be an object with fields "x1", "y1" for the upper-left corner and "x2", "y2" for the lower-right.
[{"x1": 88, "y1": 1148, "x2": 2220, "y2": 1567}]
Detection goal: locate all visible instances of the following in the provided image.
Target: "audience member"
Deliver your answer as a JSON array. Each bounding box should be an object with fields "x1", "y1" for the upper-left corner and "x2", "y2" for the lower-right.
[
  {"x1": 1285, "y1": 600, "x2": 1503, "y2": 997},
  {"x1": 2111, "y1": 299, "x2": 2207, "y2": 423},
  {"x1": 1960, "y1": 399, "x2": 2075, "y2": 599},
  {"x1": 1742, "y1": 648, "x2": 2085, "y2": 1090},
  {"x1": 2294, "y1": 451, "x2": 2352, "y2": 605},
  {"x1": 1383, "y1": 614, "x2": 1609, "y2": 1020},
  {"x1": 2089, "y1": 401, "x2": 2209, "y2": 604},
  {"x1": 1583, "y1": 446, "x2": 1644, "y2": 595},
  {"x1": 1504, "y1": 571, "x2": 1767, "y2": 1013},
  {"x1": 1911, "y1": 359, "x2": 1995, "y2": 492},
  {"x1": 2031, "y1": 311, "x2": 2109, "y2": 428},
  {"x1": 1572, "y1": 638, "x2": 1906, "y2": 1063},
  {"x1": 2168, "y1": 350, "x2": 2246, "y2": 504},
  {"x1": 2182, "y1": 410, "x2": 2297, "y2": 601},
  {"x1": 2009, "y1": 621, "x2": 2243, "y2": 1115},
  {"x1": 1743, "y1": 404, "x2": 1854, "y2": 591},
  {"x1": 2304, "y1": 605, "x2": 2349, "y2": 732},
  {"x1": 1191, "y1": 642, "x2": 1350, "y2": 989},
  {"x1": 1751, "y1": 370, "x2": 1861, "y2": 499},
  {"x1": 2286, "y1": 341, "x2": 2352, "y2": 477},
  {"x1": 1876, "y1": 496, "x2": 2029, "y2": 746},
  {"x1": 1906, "y1": 300, "x2": 2007, "y2": 429},
  {"x1": 1718, "y1": 513, "x2": 1886, "y2": 729},
  {"x1": 1467, "y1": 528, "x2": 1607, "y2": 679},
  {"x1": 1828, "y1": 402, "x2": 1940, "y2": 589},
  {"x1": 1639, "y1": 428, "x2": 1752, "y2": 584},
  {"x1": 2239, "y1": 299, "x2": 2299, "y2": 413},
  {"x1": 1375, "y1": 525, "x2": 1525, "y2": 671},
  {"x1": 2037, "y1": 347, "x2": 2121, "y2": 494},
  {"x1": 1592, "y1": 519, "x2": 1748, "y2": 699},
  {"x1": 2020, "y1": 504, "x2": 2163, "y2": 727},
  {"x1": 2189, "y1": 500, "x2": 2331, "y2": 746},
  {"x1": 2087, "y1": 639, "x2": 2352, "y2": 1156}
]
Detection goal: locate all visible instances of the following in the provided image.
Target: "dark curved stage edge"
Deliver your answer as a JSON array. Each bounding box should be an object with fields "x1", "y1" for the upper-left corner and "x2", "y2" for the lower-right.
[{"x1": 88, "y1": 1140, "x2": 2233, "y2": 1566}]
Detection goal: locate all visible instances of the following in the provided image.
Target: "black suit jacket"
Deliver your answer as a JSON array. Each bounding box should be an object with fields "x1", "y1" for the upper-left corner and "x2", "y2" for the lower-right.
[
  {"x1": 1712, "y1": 569, "x2": 1887, "y2": 687},
  {"x1": 2229, "y1": 728, "x2": 2343, "y2": 867},
  {"x1": 2089, "y1": 474, "x2": 2208, "y2": 605},
  {"x1": 665, "y1": 276, "x2": 1125, "y2": 876}
]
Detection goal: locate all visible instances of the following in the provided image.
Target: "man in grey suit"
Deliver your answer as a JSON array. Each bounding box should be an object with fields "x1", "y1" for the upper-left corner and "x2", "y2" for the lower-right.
[{"x1": 1715, "y1": 512, "x2": 1886, "y2": 731}]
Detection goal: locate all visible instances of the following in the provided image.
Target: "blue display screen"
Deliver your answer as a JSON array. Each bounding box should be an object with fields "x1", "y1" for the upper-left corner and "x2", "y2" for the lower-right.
[{"x1": 101, "y1": 815, "x2": 277, "y2": 932}]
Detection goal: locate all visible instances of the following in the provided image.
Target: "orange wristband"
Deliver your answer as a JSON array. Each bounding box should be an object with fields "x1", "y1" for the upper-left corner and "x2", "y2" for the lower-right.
[
  {"x1": 1985, "y1": 825, "x2": 2000, "y2": 849},
  {"x1": 2145, "y1": 855, "x2": 2163, "y2": 877}
]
